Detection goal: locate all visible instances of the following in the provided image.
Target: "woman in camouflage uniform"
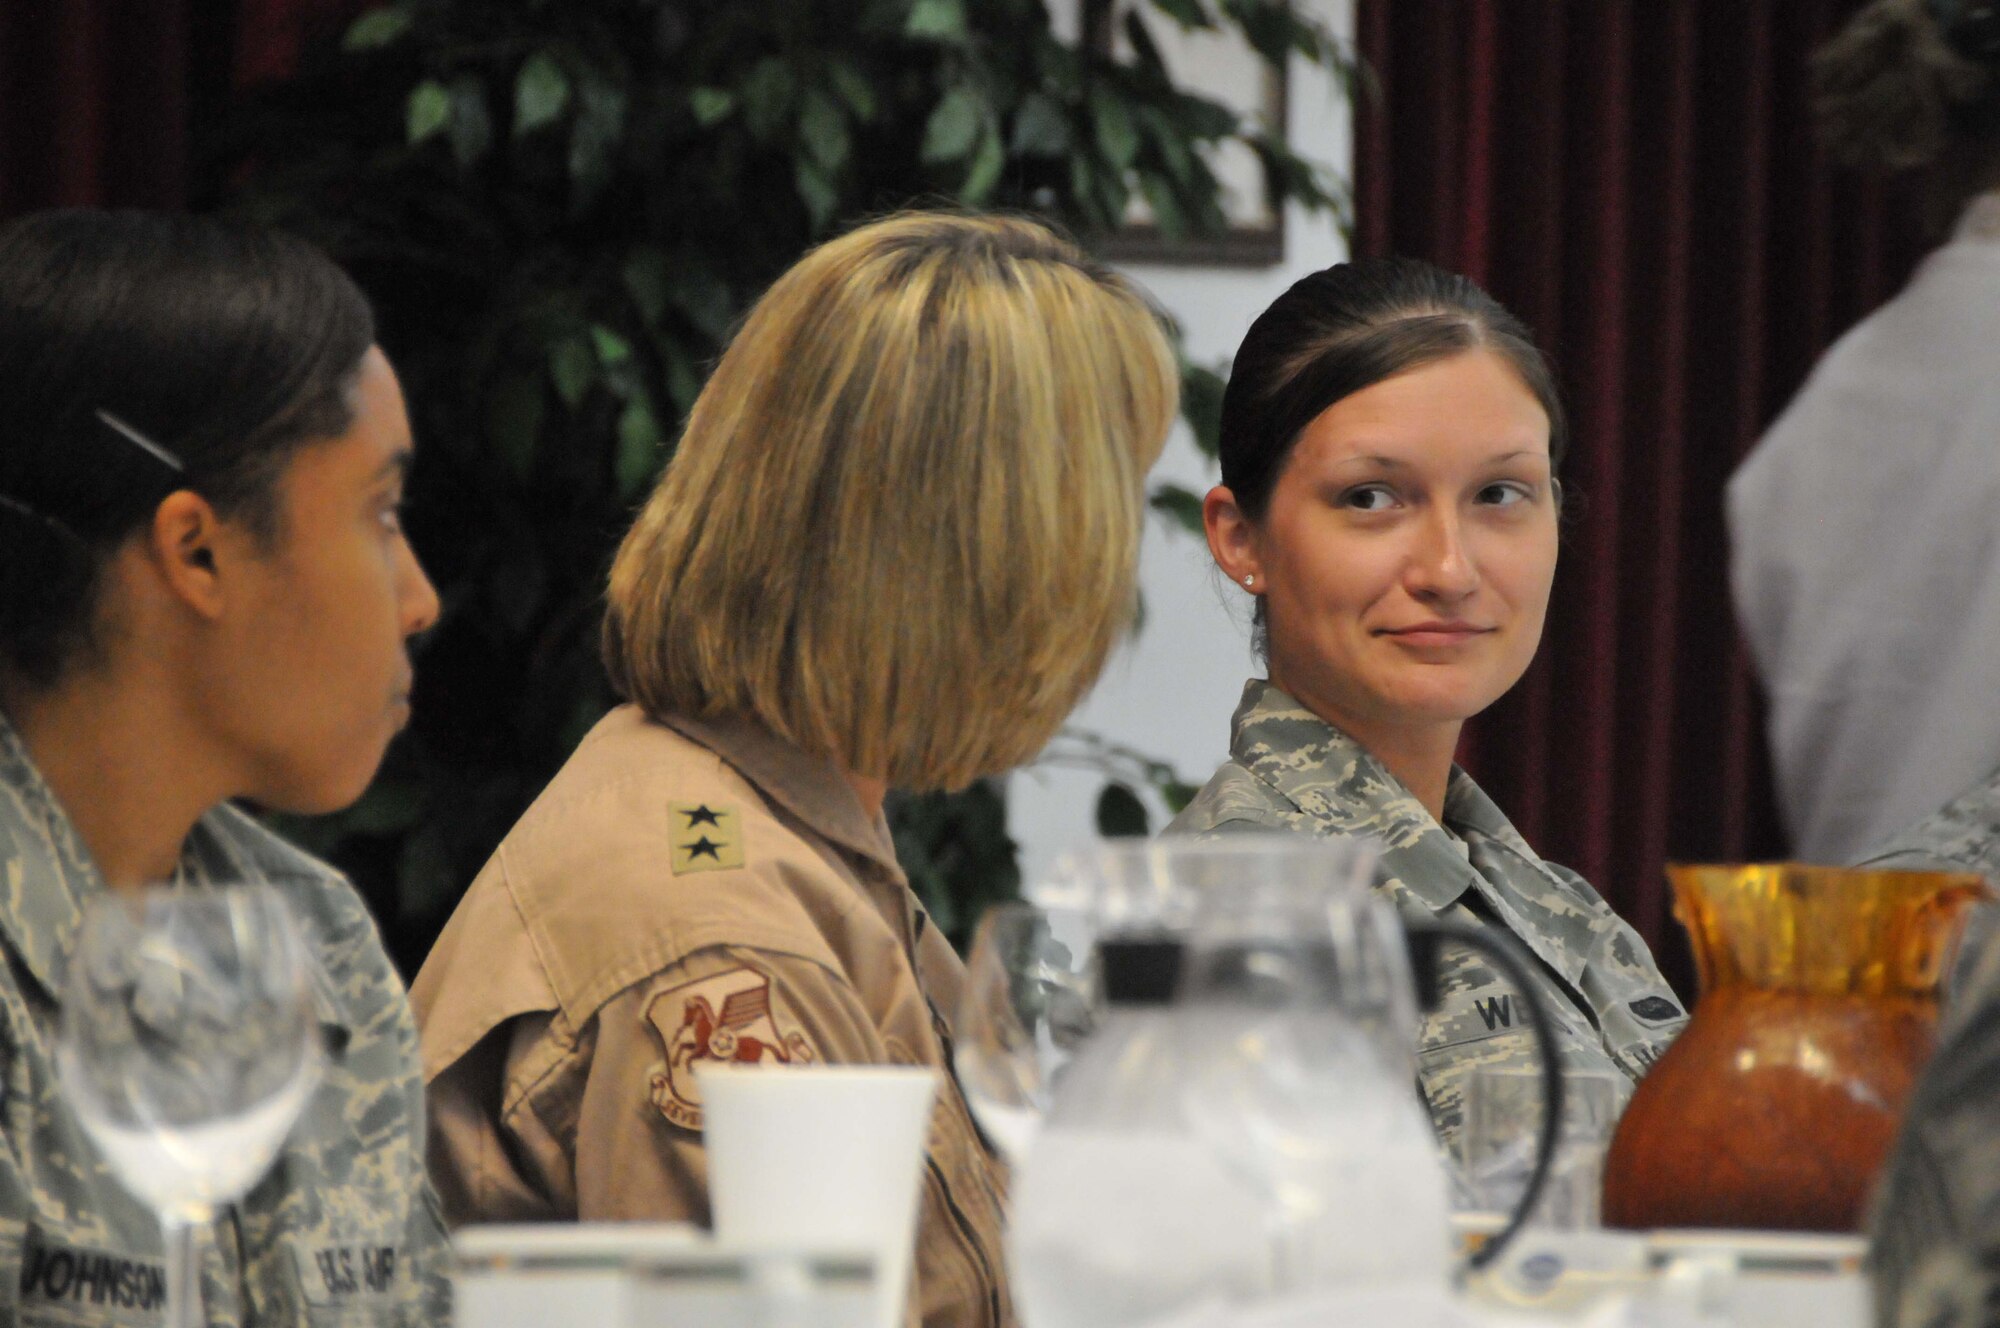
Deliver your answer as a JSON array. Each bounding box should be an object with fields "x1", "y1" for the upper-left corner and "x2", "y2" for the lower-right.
[
  {"x1": 1169, "y1": 257, "x2": 1685, "y2": 1156},
  {"x1": 0, "y1": 210, "x2": 451, "y2": 1325}
]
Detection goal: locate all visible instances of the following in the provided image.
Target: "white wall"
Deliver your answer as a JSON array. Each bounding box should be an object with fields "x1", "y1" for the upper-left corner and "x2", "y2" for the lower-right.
[{"x1": 1006, "y1": 0, "x2": 1356, "y2": 885}]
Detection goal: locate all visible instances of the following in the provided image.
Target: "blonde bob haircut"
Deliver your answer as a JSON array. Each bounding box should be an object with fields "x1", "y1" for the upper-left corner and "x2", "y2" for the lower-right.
[{"x1": 605, "y1": 211, "x2": 1178, "y2": 790}]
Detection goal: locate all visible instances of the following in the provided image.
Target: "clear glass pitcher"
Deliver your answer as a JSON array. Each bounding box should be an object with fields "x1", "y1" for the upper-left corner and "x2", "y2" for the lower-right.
[{"x1": 995, "y1": 836, "x2": 1566, "y2": 1328}]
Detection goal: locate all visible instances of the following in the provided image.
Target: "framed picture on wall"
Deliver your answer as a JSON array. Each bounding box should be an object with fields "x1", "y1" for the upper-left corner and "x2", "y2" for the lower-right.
[{"x1": 1089, "y1": 2, "x2": 1288, "y2": 268}]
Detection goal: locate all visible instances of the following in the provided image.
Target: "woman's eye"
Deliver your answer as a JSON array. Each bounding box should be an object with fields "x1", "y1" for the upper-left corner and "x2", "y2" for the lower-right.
[
  {"x1": 1340, "y1": 484, "x2": 1397, "y2": 513},
  {"x1": 1478, "y1": 482, "x2": 1531, "y2": 508},
  {"x1": 379, "y1": 499, "x2": 408, "y2": 534}
]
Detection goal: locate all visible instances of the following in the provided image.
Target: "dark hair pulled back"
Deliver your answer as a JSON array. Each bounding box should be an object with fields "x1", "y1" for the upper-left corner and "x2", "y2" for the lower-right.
[
  {"x1": 1218, "y1": 255, "x2": 1565, "y2": 525},
  {"x1": 0, "y1": 210, "x2": 375, "y2": 688}
]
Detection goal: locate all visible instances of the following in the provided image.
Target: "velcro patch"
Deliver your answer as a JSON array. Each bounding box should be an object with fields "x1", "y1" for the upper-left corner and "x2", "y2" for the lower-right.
[
  {"x1": 669, "y1": 803, "x2": 744, "y2": 874},
  {"x1": 644, "y1": 966, "x2": 817, "y2": 1131},
  {"x1": 1628, "y1": 996, "x2": 1684, "y2": 1025}
]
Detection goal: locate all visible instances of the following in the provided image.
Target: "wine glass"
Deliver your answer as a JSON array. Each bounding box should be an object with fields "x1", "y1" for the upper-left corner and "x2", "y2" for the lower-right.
[
  {"x1": 952, "y1": 900, "x2": 1099, "y2": 1165},
  {"x1": 57, "y1": 883, "x2": 324, "y2": 1328}
]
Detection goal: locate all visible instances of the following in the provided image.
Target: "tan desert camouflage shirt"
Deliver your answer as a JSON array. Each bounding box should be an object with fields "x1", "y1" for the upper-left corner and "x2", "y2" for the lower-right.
[
  {"x1": 1167, "y1": 680, "x2": 1686, "y2": 1152},
  {"x1": 0, "y1": 714, "x2": 451, "y2": 1326},
  {"x1": 415, "y1": 706, "x2": 1011, "y2": 1328}
]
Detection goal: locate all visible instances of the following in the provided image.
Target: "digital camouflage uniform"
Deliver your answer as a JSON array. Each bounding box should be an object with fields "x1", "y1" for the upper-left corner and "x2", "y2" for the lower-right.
[
  {"x1": 0, "y1": 715, "x2": 452, "y2": 1326},
  {"x1": 1856, "y1": 768, "x2": 2000, "y2": 1328},
  {"x1": 1167, "y1": 681, "x2": 1687, "y2": 1153}
]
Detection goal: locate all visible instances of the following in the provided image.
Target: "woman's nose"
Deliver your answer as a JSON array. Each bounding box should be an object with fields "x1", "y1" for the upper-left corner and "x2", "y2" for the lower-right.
[
  {"x1": 400, "y1": 541, "x2": 441, "y2": 637},
  {"x1": 1406, "y1": 509, "x2": 1480, "y2": 601}
]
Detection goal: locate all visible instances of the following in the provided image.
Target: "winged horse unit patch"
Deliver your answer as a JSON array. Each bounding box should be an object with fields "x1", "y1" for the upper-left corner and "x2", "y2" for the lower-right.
[{"x1": 645, "y1": 965, "x2": 817, "y2": 1130}]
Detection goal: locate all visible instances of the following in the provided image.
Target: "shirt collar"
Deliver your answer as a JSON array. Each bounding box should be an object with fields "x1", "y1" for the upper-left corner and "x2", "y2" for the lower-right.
[
  {"x1": 1227, "y1": 679, "x2": 1481, "y2": 914},
  {"x1": 0, "y1": 711, "x2": 109, "y2": 1003},
  {"x1": 656, "y1": 710, "x2": 905, "y2": 882},
  {"x1": 1228, "y1": 679, "x2": 1591, "y2": 987},
  {"x1": 0, "y1": 713, "x2": 353, "y2": 1042}
]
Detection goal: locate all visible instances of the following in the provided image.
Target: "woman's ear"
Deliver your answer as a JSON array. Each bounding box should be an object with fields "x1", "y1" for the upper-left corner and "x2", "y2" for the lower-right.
[
  {"x1": 146, "y1": 491, "x2": 229, "y2": 620},
  {"x1": 1203, "y1": 485, "x2": 1264, "y2": 593}
]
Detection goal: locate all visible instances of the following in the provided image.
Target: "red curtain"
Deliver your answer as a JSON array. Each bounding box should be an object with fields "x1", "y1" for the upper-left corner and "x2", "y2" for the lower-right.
[
  {"x1": 0, "y1": 0, "x2": 361, "y2": 217},
  {"x1": 1354, "y1": 0, "x2": 1935, "y2": 994}
]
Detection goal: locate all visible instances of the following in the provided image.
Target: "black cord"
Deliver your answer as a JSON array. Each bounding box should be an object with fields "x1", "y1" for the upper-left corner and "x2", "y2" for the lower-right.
[{"x1": 1406, "y1": 918, "x2": 1567, "y2": 1273}]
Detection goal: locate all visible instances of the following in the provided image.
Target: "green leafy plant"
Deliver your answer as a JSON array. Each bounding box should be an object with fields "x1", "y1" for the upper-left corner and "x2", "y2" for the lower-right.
[{"x1": 220, "y1": 0, "x2": 1349, "y2": 969}]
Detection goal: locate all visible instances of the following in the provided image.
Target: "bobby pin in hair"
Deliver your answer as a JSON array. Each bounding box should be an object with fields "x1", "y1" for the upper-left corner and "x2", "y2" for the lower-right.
[{"x1": 95, "y1": 410, "x2": 186, "y2": 474}]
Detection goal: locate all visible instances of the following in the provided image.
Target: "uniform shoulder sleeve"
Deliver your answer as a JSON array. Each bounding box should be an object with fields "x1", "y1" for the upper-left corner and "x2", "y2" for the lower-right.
[{"x1": 514, "y1": 943, "x2": 895, "y2": 1223}]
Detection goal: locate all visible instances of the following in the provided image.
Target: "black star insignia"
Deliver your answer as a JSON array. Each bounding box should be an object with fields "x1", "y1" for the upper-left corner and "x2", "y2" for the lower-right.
[
  {"x1": 683, "y1": 805, "x2": 724, "y2": 827},
  {"x1": 685, "y1": 836, "x2": 723, "y2": 861}
]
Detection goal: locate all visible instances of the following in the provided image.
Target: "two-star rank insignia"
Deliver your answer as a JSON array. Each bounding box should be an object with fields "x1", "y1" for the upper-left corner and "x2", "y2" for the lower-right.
[{"x1": 670, "y1": 803, "x2": 743, "y2": 874}]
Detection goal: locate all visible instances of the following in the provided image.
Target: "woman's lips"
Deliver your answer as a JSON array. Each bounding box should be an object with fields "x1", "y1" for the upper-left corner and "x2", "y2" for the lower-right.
[{"x1": 1378, "y1": 623, "x2": 1493, "y2": 648}]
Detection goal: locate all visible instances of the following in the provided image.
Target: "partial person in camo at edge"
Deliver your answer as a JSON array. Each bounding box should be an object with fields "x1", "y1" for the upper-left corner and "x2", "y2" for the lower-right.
[
  {"x1": 1167, "y1": 257, "x2": 1686, "y2": 1157},
  {"x1": 0, "y1": 210, "x2": 450, "y2": 1325},
  {"x1": 414, "y1": 211, "x2": 1179, "y2": 1328}
]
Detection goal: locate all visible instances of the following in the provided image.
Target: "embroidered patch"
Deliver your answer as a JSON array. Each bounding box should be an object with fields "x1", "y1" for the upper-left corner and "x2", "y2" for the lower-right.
[
  {"x1": 669, "y1": 803, "x2": 744, "y2": 874},
  {"x1": 645, "y1": 966, "x2": 817, "y2": 1130},
  {"x1": 1628, "y1": 996, "x2": 1684, "y2": 1025}
]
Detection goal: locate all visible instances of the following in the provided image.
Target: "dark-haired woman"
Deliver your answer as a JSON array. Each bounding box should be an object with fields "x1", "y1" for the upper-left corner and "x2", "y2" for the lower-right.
[
  {"x1": 1168, "y1": 257, "x2": 1684, "y2": 1154},
  {"x1": 0, "y1": 210, "x2": 449, "y2": 1323}
]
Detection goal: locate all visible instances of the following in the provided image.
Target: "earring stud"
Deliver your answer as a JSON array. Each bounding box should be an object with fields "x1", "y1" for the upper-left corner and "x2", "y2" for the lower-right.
[{"x1": 1244, "y1": 574, "x2": 1255, "y2": 587}]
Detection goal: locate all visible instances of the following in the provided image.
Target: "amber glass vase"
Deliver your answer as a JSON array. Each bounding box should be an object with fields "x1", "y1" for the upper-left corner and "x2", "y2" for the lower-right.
[{"x1": 1602, "y1": 863, "x2": 1985, "y2": 1232}]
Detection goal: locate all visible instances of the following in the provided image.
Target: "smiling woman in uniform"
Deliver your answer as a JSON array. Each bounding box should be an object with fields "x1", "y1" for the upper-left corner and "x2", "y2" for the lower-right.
[
  {"x1": 1169, "y1": 257, "x2": 1686, "y2": 1155},
  {"x1": 0, "y1": 209, "x2": 448, "y2": 1324}
]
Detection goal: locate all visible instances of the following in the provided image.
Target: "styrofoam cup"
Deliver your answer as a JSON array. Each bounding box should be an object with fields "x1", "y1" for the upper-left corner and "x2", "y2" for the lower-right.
[{"x1": 696, "y1": 1064, "x2": 938, "y2": 1328}]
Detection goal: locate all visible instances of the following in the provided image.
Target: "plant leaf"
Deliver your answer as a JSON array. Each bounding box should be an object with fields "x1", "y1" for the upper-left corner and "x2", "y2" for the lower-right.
[
  {"x1": 741, "y1": 58, "x2": 798, "y2": 143},
  {"x1": 798, "y1": 87, "x2": 851, "y2": 174},
  {"x1": 828, "y1": 58, "x2": 878, "y2": 121},
  {"x1": 590, "y1": 324, "x2": 633, "y2": 366},
  {"x1": 921, "y1": 86, "x2": 984, "y2": 164},
  {"x1": 622, "y1": 248, "x2": 671, "y2": 325},
  {"x1": 343, "y1": 8, "x2": 412, "y2": 51},
  {"x1": 1182, "y1": 362, "x2": 1226, "y2": 458},
  {"x1": 568, "y1": 77, "x2": 627, "y2": 207},
  {"x1": 549, "y1": 337, "x2": 596, "y2": 408},
  {"x1": 616, "y1": 395, "x2": 663, "y2": 498},
  {"x1": 1010, "y1": 92, "x2": 1070, "y2": 157},
  {"x1": 795, "y1": 157, "x2": 840, "y2": 232},
  {"x1": 689, "y1": 86, "x2": 735, "y2": 127},
  {"x1": 1148, "y1": 484, "x2": 1204, "y2": 536},
  {"x1": 1089, "y1": 86, "x2": 1139, "y2": 169},
  {"x1": 513, "y1": 51, "x2": 570, "y2": 137},
  {"x1": 905, "y1": 0, "x2": 969, "y2": 41},
  {"x1": 449, "y1": 75, "x2": 493, "y2": 167},
  {"x1": 960, "y1": 125, "x2": 1005, "y2": 204},
  {"x1": 1095, "y1": 783, "x2": 1150, "y2": 838},
  {"x1": 1146, "y1": 0, "x2": 1213, "y2": 28},
  {"x1": 669, "y1": 264, "x2": 735, "y2": 341},
  {"x1": 406, "y1": 80, "x2": 451, "y2": 145}
]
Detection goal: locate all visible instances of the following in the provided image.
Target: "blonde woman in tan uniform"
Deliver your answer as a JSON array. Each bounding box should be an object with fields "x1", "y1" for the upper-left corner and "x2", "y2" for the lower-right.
[{"x1": 413, "y1": 212, "x2": 1179, "y2": 1328}]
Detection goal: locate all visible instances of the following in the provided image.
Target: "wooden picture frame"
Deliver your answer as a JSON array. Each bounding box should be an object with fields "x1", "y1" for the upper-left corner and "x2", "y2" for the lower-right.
[{"x1": 1089, "y1": 3, "x2": 1289, "y2": 268}]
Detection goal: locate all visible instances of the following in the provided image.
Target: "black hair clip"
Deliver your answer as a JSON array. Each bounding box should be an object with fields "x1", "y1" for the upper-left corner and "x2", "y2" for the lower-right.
[{"x1": 94, "y1": 410, "x2": 185, "y2": 475}]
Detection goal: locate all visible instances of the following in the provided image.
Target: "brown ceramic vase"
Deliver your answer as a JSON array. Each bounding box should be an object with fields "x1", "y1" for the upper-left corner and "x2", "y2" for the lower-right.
[{"x1": 1601, "y1": 863, "x2": 1985, "y2": 1232}]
